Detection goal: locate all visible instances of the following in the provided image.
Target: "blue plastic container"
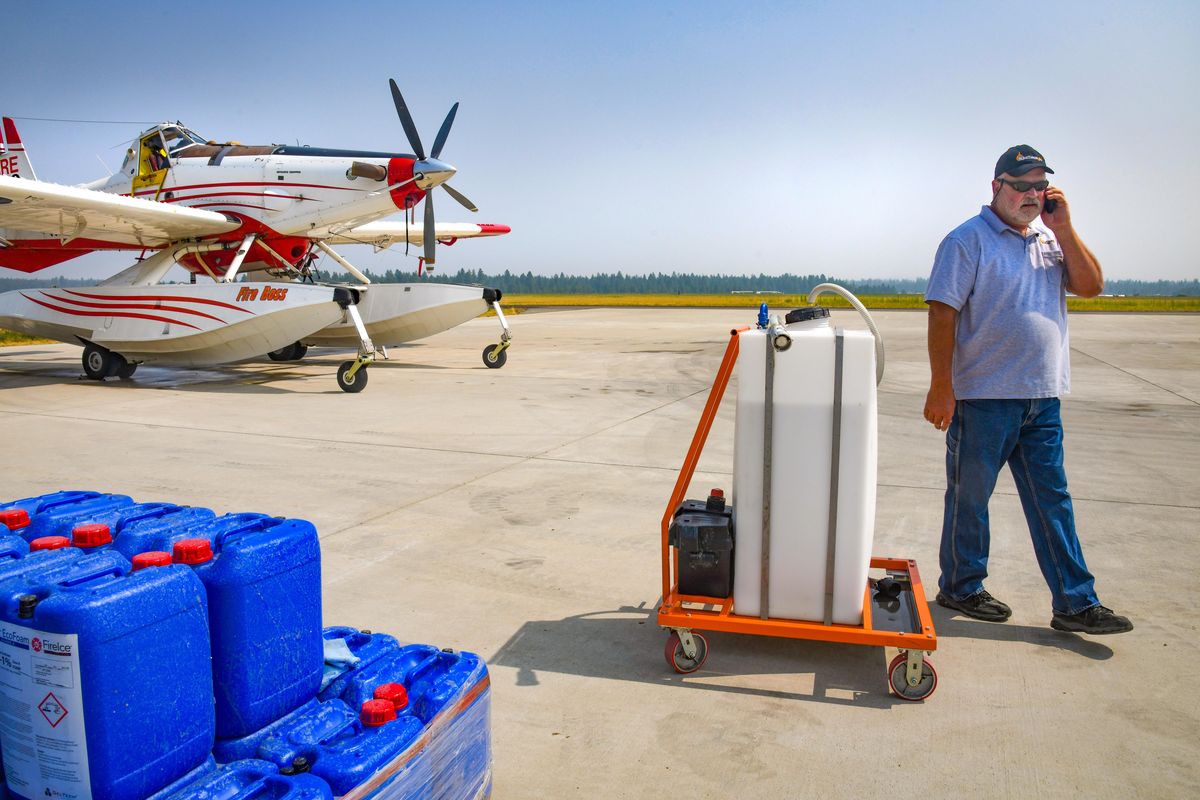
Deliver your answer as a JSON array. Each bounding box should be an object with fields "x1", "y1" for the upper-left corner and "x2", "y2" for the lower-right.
[
  {"x1": 174, "y1": 513, "x2": 323, "y2": 740},
  {"x1": 0, "y1": 535, "x2": 29, "y2": 562},
  {"x1": 107, "y1": 504, "x2": 217, "y2": 560},
  {"x1": 0, "y1": 550, "x2": 214, "y2": 800},
  {"x1": 338, "y1": 645, "x2": 487, "y2": 724},
  {"x1": 211, "y1": 699, "x2": 323, "y2": 764},
  {"x1": 0, "y1": 491, "x2": 133, "y2": 542},
  {"x1": 317, "y1": 626, "x2": 402, "y2": 703},
  {"x1": 255, "y1": 699, "x2": 424, "y2": 795},
  {"x1": 146, "y1": 758, "x2": 332, "y2": 800}
]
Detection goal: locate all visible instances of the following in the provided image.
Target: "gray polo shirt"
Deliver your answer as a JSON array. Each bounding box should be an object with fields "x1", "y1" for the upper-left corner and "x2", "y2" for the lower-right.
[{"x1": 924, "y1": 205, "x2": 1069, "y2": 399}]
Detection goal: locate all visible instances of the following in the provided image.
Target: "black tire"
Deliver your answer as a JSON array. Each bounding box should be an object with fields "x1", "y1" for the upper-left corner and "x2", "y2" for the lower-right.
[
  {"x1": 116, "y1": 361, "x2": 138, "y2": 379},
  {"x1": 82, "y1": 345, "x2": 114, "y2": 381},
  {"x1": 337, "y1": 361, "x2": 368, "y2": 393},
  {"x1": 267, "y1": 343, "x2": 297, "y2": 362},
  {"x1": 291, "y1": 344, "x2": 308, "y2": 360},
  {"x1": 482, "y1": 345, "x2": 507, "y2": 369},
  {"x1": 106, "y1": 353, "x2": 129, "y2": 379}
]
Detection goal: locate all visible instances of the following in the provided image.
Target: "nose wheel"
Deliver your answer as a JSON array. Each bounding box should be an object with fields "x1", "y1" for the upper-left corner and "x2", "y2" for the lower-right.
[{"x1": 337, "y1": 358, "x2": 370, "y2": 393}]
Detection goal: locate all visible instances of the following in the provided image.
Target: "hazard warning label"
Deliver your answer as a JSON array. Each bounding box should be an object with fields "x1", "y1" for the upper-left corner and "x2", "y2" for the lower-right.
[
  {"x1": 0, "y1": 622, "x2": 91, "y2": 798},
  {"x1": 39, "y1": 691, "x2": 69, "y2": 728}
]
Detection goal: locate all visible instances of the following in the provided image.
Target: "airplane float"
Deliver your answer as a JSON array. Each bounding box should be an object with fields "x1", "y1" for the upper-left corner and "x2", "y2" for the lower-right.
[{"x1": 0, "y1": 80, "x2": 512, "y2": 392}]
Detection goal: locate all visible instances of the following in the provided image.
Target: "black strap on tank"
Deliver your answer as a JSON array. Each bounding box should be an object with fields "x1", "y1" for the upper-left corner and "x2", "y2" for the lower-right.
[
  {"x1": 823, "y1": 328, "x2": 845, "y2": 625},
  {"x1": 760, "y1": 330, "x2": 775, "y2": 620}
]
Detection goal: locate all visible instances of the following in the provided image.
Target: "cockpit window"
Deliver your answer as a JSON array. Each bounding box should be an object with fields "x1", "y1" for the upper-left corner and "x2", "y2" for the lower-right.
[{"x1": 161, "y1": 125, "x2": 204, "y2": 155}]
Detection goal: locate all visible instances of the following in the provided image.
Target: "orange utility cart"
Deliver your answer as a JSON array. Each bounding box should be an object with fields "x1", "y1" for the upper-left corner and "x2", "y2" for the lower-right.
[{"x1": 656, "y1": 327, "x2": 939, "y2": 701}]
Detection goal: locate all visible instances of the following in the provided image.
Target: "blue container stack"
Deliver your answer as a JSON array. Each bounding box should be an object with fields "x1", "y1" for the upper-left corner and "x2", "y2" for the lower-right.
[{"x1": 0, "y1": 492, "x2": 491, "y2": 800}]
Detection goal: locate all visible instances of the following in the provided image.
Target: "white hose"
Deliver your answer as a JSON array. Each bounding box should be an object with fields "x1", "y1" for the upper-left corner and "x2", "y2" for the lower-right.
[{"x1": 806, "y1": 283, "x2": 885, "y2": 385}]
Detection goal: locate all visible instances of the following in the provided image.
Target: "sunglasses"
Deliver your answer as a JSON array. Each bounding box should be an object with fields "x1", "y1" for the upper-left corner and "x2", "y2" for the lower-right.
[{"x1": 997, "y1": 178, "x2": 1049, "y2": 193}]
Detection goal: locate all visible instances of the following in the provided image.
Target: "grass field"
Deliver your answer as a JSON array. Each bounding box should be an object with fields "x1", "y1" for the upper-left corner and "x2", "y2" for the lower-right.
[
  {"x1": 503, "y1": 293, "x2": 1200, "y2": 312},
  {"x1": 0, "y1": 330, "x2": 52, "y2": 346}
]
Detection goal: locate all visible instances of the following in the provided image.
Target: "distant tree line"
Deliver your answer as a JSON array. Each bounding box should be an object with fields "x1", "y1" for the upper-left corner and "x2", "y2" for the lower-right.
[{"x1": 4, "y1": 272, "x2": 1197, "y2": 297}]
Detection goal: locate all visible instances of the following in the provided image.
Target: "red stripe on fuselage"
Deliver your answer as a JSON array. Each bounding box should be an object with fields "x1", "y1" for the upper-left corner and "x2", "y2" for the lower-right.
[
  {"x1": 45, "y1": 293, "x2": 227, "y2": 323},
  {"x1": 21, "y1": 293, "x2": 202, "y2": 330},
  {"x1": 61, "y1": 290, "x2": 253, "y2": 314}
]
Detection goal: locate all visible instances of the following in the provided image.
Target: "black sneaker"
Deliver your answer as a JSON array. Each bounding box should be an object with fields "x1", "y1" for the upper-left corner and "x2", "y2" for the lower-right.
[
  {"x1": 1051, "y1": 605, "x2": 1133, "y2": 635},
  {"x1": 935, "y1": 590, "x2": 1012, "y2": 622}
]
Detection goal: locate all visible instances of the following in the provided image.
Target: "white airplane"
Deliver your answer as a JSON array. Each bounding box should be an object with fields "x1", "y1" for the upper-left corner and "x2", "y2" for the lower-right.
[{"x1": 0, "y1": 80, "x2": 512, "y2": 392}]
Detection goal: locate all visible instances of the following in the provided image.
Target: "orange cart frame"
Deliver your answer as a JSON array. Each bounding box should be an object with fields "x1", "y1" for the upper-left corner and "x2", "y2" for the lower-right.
[{"x1": 656, "y1": 327, "x2": 939, "y2": 700}]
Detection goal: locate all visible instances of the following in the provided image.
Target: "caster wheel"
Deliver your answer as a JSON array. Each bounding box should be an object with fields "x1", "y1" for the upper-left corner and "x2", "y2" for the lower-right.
[
  {"x1": 888, "y1": 653, "x2": 937, "y2": 701},
  {"x1": 337, "y1": 361, "x2": 368, "y2": 393},
  {"x1": 664, "y1": 631, "x2": 709, "y2": 674},
  {"x1": 482, "y1": 345, "x2": 507, "y2": 369},
  {"x1": 83, "y1": 345, "x2": 115, "y2": 380}
]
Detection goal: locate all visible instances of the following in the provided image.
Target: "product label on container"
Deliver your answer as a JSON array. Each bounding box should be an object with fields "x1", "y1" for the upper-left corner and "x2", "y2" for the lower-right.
[{"x1": 0, "y1": 622, "x2": 90, "y2": 800}]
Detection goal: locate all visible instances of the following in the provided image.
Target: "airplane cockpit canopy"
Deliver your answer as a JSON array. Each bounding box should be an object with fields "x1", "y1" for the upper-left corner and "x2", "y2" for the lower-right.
[{"x1": 160, "y1": 124, "x2": 206, "y2": 155}]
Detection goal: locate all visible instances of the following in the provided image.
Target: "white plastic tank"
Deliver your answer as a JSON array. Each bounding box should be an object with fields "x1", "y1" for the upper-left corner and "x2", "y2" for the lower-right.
[{"x1": 731, "y1": 309, "x2": 877, "y2": 625}]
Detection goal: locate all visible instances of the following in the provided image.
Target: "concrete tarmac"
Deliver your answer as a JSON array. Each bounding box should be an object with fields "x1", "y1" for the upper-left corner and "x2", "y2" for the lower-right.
[{"x1": 1, "y1": 308, "x2": 1197, "y2": 799}]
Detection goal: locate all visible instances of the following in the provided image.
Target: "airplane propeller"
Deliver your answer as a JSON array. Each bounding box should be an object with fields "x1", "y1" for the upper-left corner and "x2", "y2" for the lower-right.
[{"x1": 388, "y1": 79, "x2": 478, "y2": 264}]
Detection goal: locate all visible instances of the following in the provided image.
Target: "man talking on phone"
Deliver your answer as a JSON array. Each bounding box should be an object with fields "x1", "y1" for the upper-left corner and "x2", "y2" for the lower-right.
[{"x1": 922, "y1": 145, "x2": 1132, "y2": 635}]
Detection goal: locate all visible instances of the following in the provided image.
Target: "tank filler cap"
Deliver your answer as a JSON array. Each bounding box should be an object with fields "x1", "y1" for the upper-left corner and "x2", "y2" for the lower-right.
[
  {"x1": 17, "y1": 594, "x2": 38, "y2": 619},
  {"x1": 172, "y1": 538, "x2": 214, "y2": 565},
  {"x1": 72, "y1": 523, "x2": 112, "y2": 548},
  {"x1": 132, "y1": 551, "x2": 173, "y2": 571},
  {"x1": 30, "y1": 536, "x2": 71, "y2": 552},
  {"x1": 374, "y1": 682, "x2": 409, "y2": 711},
  {"x1": 784, "y1": 306, "x2": 830, "y2": 324},
  {"x1": 0, "y1": 509, "x2": 31, "y2": 531},
  {"x1": 361, "y1": 699, "x2": 397, "y2": 727}
]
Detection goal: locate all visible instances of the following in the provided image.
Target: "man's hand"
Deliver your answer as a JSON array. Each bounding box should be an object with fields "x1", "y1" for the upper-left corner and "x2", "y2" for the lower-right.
[
  {"x1": 925, "y1": 301, "x2": 958, "y2": 431},
  {"x1": 924, "y1": 383, "x2": 955, "y2": 431},
  {"x1": 1041, "y1": 185, "x2": 1070, "y2": 232}
]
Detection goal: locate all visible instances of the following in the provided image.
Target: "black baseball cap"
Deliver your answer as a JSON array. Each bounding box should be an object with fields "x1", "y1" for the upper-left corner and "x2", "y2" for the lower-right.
[{"x1": 994, "y1": 145, "x2": 1055, "y2": 178}]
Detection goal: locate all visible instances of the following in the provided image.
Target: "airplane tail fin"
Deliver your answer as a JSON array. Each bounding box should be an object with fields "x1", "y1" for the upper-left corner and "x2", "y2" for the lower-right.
[{"x1": 1, "y1": 117, "x2": 38, "y2": 179}]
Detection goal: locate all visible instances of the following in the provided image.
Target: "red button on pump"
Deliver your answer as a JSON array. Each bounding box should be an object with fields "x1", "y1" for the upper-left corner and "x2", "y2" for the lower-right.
[
  {"x1": 710, "y1": 488, "x2": 725, "y2": 498},
  {"x1": 172, "y1": 538, "x2": 213, "y2": 565},
  {"x1": 132, "y1": 551, "x2": 173, "y2": 571},
  {"x1": 72, "y1": 523, "x2": 112, "y2": 547},
  {"x1": 0, "y1": 509, "x2": 30, "y2": 531},
  {"x1": 361, "y1": 699, "x2": 397, "y2": 727},
  {"x1": 373, "y1": 682, "x2": 409, "y2": 711},
  {"x1": 30, "y1": 536, "x2": 71, "y2": 552}
]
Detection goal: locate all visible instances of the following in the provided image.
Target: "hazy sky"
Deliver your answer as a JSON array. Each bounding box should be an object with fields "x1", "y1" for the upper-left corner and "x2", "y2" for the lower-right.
[{"x1": 5, "y1": 1, "x2": 1198, "y2": 282}]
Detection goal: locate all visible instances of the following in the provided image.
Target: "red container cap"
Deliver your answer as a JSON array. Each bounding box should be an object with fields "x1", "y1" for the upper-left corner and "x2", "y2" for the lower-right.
[
  {"x1": 72, "y1": 523, "x2": 112, "y2": 547},
  {"x1": 30, "y1": 536, "x2": 71, "y2": 552},
  {"x1": 360, "y1": 699, "x2": 397, "y2": 727},
  {"x1": 132, "y1": 551, "x2": 173, "y2": 571},
  {"x1": 710, "y1": 488, "x2": 725, "y2": 498},
  {"x1": 0, "y1": 509, "x2": 31, "y2": 531},
  {"x1": 172, "y1": 538, "x2": 213, "y2": 565},
  {"x1": 373, "y1": 682, "x2": 409, "y2": 711}
]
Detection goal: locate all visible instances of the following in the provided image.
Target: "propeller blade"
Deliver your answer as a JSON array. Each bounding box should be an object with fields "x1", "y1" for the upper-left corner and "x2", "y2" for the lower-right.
[
  {"x1": 442, "y1": 183, "x2": 478, "y2": 212},
  {"x1": 389, "y1": 79, "x2": 425, "y2": 159},
  {"x1": 430, "y1": 102, "x2": 459, "y2": 160},
  {"x1": 423, "y1": 190, "x2": 436, "y2": 264}
]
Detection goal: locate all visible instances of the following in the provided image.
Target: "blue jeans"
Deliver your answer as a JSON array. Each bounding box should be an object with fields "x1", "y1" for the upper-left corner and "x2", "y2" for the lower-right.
[{"x1": 939, "y1": 398, "x2": 1099, "y2": 615}]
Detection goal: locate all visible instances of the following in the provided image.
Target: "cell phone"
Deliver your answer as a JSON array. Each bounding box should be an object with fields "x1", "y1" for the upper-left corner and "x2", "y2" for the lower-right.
[{"x1": 1043, "y1": 195, "x2": 1058, "y2": 214}]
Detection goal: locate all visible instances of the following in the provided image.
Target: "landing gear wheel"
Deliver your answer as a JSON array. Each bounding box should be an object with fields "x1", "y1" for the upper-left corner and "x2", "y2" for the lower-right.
[
  {"x1": 268, "y1": 342, "x2": 307, "y2": 362},
  {"x1": 337, "y1": 360, "x2": 368, "y2": 393},
  {"x1": 665, "y1": 631, "x2": 709, "y2": 674},
  {"x1": 888, "y1": 653, "x2": 937, "y2": 701},
  {"x1": 482, "y1": 344, "x2": 507, "y2": 369},
  {"x1": 116, "y1": 362, "x2": 138, "y2": 380},
  {"x1": 82, "y1": 345, "x2": 115, "y2": 381}
]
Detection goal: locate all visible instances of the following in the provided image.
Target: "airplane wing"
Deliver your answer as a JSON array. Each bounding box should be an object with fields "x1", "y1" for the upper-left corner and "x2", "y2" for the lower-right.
[
  {"x1": 0, "y1": 175, "x2": 240, "y2": 247},
  {"x1": 323, "y1": 221, "x2": 510, "y2": 248}
]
